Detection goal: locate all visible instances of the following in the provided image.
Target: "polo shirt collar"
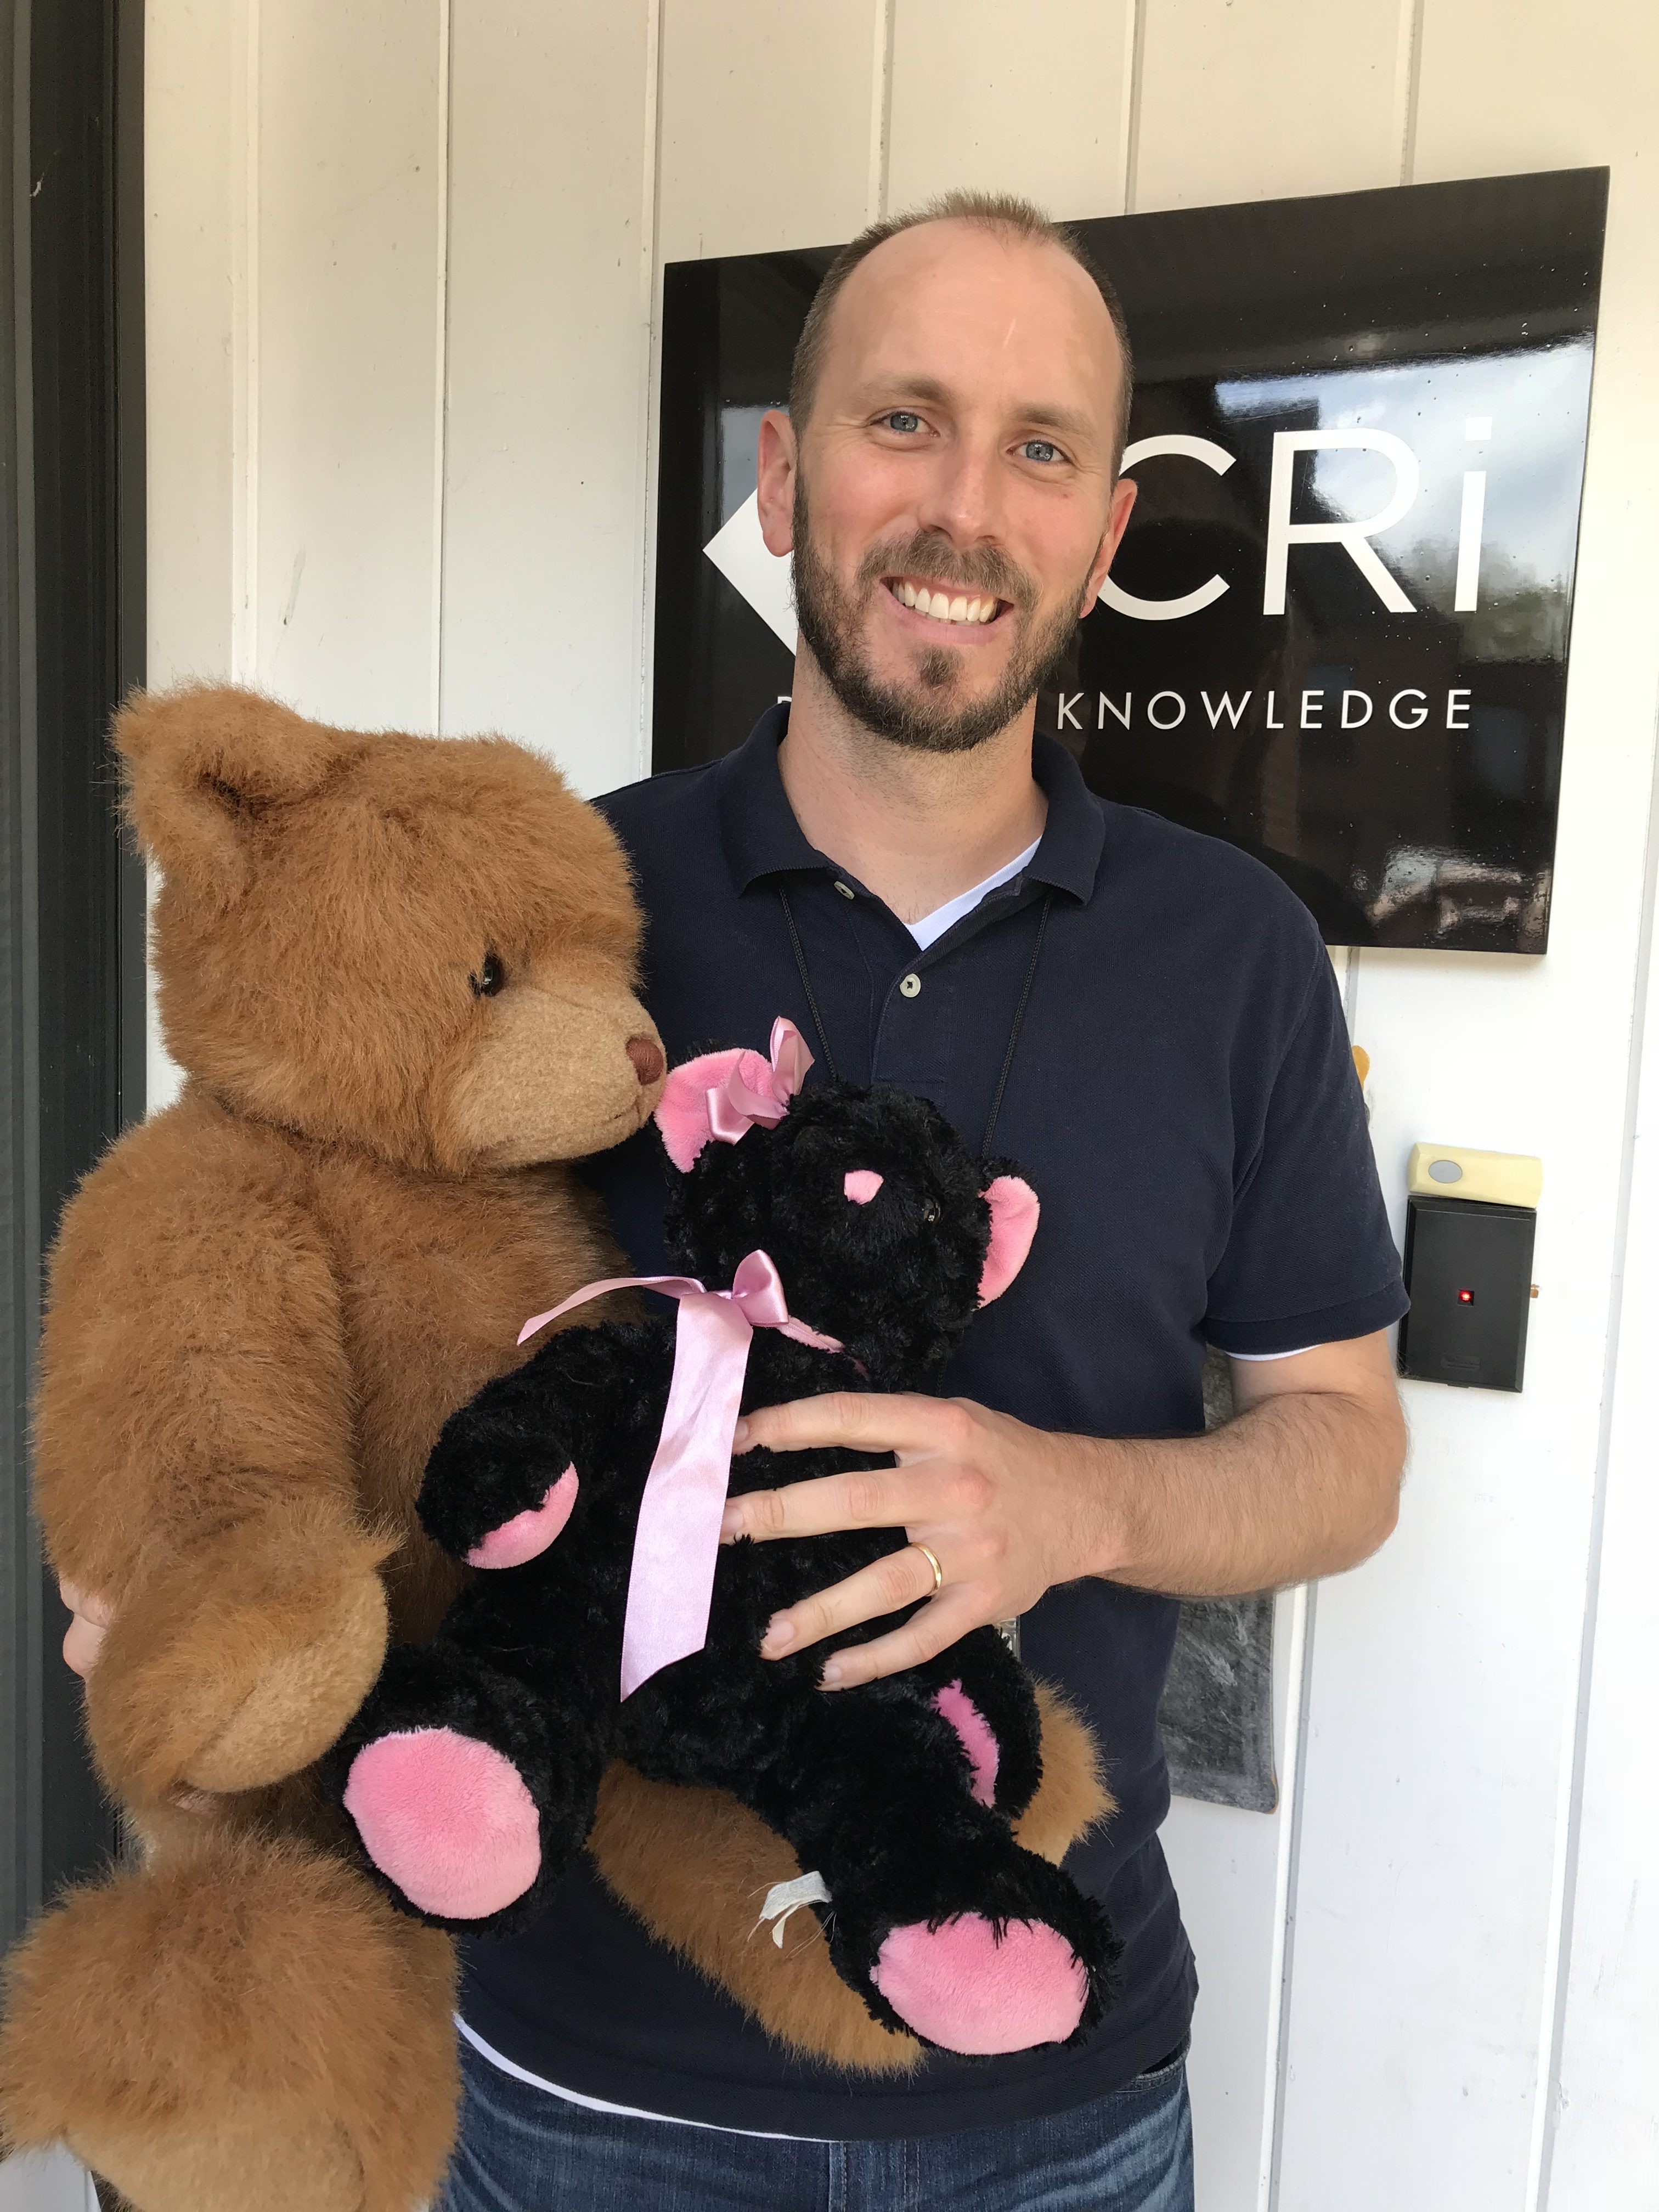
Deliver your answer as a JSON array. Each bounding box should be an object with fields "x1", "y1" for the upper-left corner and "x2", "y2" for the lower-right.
[{"x1": 715, "y1": 703, "x2": 1104, "y2": 904}]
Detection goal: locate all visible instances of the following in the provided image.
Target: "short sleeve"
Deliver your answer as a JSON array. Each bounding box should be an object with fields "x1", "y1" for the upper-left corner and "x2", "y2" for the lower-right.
[{"x1": 1204, "y1": 953, "x2": 1407, "y2": 1356}]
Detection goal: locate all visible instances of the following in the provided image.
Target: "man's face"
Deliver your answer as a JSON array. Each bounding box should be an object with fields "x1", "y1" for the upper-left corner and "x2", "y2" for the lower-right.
[{"x1": 757, "y1": 221, "x2": 1136, "y2": 754}]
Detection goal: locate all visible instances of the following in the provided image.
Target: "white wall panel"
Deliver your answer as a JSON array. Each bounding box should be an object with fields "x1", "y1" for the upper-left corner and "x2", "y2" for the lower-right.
[
  {"x1": 144, "y1": 0, "x2": 236, "y2": 688},
  {"x1": 437, "y1": 1, "x2": 654, "y2": 793},
  {"x1": 1406, "y1": 9, "x2": 1659, "y2": 2204},
  {"x1": 657, "y1": 0, "x2": 883, "y2": 260},
  {"x1": 1134, "y1": 0, "x2": 1410, "y2": 212},
  {"x1": 252, "y1": 0, "x2": 444, "y2": 729},
  {"x1": 1276, "y1": 3, "x2": 1659, "y2": 2203},
  {"x1": 885, "y1": 0, "x2": 1134, "y2": 221}
]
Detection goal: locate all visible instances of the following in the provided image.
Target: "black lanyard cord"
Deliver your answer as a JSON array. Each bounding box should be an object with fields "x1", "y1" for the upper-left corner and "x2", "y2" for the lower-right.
[
  {"x1": 776, "y1": 885, "x2": 840, "y2": 1080},
  {"x1": 981, "y1": 891, "x2": 1052, "y2": 1158},
  {"x1": 777, "y1": 881, "x2": 1053, "y2": 1161}
]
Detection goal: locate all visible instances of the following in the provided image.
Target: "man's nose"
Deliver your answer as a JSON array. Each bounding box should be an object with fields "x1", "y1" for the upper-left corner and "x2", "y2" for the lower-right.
[{"x1": 914, "y1": 433, "x2": 1006, "y2": 549}]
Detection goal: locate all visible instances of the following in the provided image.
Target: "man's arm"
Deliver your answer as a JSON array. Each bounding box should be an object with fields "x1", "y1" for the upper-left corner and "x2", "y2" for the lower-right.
[{"x1": 721, "y1": 1331, "x2": 1406, "y2": 1689}]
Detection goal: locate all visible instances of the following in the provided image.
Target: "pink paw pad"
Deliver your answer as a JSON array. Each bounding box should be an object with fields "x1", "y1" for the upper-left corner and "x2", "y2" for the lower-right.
[
  {"x1": 467, "y1": 1464, "x2": 579, "y2": 1568},
  {"x1": 343, "y1": 1729, "x2": 541, "y2": 1918},
  {"x1": 933, "y1": 1679, "x2": 999, "y2": 1805},
  {"x1": 871, "y1": 1914, "x2": 1088, "y2": 2054}
]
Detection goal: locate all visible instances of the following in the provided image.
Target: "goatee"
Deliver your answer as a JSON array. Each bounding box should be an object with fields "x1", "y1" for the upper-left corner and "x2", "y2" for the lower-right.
[{"x1": 790, "y1": 479, "x2": 1087, "y2": 756}]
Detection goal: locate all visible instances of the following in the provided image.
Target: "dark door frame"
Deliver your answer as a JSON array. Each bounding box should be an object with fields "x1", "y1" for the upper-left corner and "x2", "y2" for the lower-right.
[{"x1": 2, "y1": 0, "x2": 146, "y2": 1954}]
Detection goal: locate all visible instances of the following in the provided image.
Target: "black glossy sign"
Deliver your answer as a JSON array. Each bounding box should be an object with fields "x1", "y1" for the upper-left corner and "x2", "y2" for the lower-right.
[{"x1": 654, "y1": 169, "x2": 1605, "y2": 952}]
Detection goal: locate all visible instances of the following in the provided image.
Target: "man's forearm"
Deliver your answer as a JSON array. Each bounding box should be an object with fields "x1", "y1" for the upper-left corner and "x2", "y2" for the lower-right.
[{"x1": 1076, "y1": 1386, "x2": 1405, "y2": 1599}]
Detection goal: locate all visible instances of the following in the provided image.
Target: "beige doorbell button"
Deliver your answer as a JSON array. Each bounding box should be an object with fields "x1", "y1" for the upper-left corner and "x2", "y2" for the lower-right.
[{"x1": 1406, "y1": 1144, "x2": 1543, "y2": 1209}]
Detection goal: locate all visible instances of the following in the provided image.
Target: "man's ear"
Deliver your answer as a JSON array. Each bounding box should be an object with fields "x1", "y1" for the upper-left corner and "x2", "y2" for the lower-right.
[
  {"x1": 754, "y1": 409, "x2": 798, "y2": 559},
  {"x1": 116, "y1": 684, "x2": 362, "y2": 905},
  {"x1": 978, "y1": 1176, "x2": 1040, "y2": 1304}
]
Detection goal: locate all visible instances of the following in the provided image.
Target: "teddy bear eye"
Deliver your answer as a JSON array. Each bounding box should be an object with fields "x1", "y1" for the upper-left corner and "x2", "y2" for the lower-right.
[
  {"x1": 921, "y1": 1197, "x2": 940, "y2": 1224},
  {"x1": 470, "y1": 951, "x2": 505, "y2": 998}
]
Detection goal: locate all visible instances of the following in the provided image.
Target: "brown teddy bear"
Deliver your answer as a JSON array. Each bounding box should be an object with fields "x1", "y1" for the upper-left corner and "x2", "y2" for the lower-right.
[
  {"x1": 0, "y1": 685, "x2": 669, "y2": 2212},
  {"x1": 0, "y1": 685, "x2": 1110, "y2": 2210}
]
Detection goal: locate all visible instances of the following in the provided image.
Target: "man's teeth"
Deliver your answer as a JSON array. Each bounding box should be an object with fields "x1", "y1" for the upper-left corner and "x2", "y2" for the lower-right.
[{"x1": 893, "y1": 580, "x2": 998, "y2": 625}]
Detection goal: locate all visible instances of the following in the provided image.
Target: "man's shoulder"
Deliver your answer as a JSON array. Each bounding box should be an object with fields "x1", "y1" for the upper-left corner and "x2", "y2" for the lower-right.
[
  {"x1": 1096, "y1": 800, "x2": 1327, "y2": 958},
  {"x1": 595, "y1": 759, "x2": 718, "y2": 848}
]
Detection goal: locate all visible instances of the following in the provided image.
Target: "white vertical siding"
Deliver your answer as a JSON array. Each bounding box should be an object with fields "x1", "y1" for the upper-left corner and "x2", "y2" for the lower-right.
[
  {"x1": 885, "y1": 0, "x2": 1137, "y2": 219},
  {"x1": 656, "y1": 0, "x2": 884, "y2": 261},
  {"x1": 140, "y1": 3, "x2": 1659, "y2": 2202},
  {"x1": 437, "y1": 0, "x2": 658, "y2": 791}
]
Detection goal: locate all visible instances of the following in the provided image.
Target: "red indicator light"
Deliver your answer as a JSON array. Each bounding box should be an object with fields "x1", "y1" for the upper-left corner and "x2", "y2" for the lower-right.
[{"x1": 1457, "y1": 1288, "x2": 1474, "y2": 1304}]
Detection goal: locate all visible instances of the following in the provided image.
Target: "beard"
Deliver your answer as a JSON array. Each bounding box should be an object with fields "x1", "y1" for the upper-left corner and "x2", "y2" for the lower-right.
[{"x1": 790, "y1": 478, "x2": 1090, "y2": 756}]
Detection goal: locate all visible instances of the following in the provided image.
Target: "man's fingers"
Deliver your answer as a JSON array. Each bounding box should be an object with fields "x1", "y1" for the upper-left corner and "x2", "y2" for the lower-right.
[
  {"x1": 819, "y1": 1588, "x2": 988, "y2": 1690},
  {"x1": 62, "y1": 1610, "x2": 110, "y2": 1678},
  {"x1": 724, "y1": 1465, "x2": 958, "y2": 1544},
  {"x1": 58, "y1": 1581, "x2": 113, "y2": 1679},
  {"x1": 735, "y1": 1391, "x2": 969, "y2": 1459},
  {"x1": 759, "y1": 1544, "x2": 942, "y2": 1658}
]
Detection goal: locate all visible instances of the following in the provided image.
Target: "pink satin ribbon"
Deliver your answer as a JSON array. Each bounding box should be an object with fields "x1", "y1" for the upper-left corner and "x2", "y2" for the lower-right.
[
  {"x1": 707, "y1": 1015, "x2": 814, "y2": 1144},
  {"x1": 517, "y1": 1251, "x2": 842, "y2": 1699}
]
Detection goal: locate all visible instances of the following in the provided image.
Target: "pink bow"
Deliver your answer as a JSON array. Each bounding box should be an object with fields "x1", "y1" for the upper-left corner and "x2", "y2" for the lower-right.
[
  {"x1": 517, "y1": 1251, "x2": 842, "y2": 1699},
  {"x1": 706, "y1": 1016, "x2": 814, "y2": 1145}
]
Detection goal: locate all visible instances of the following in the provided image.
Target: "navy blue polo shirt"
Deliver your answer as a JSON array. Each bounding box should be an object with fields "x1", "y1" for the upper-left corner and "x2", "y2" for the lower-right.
[{"x1": 459, "y1": 704, "x2": 1406, "y2": 2137}]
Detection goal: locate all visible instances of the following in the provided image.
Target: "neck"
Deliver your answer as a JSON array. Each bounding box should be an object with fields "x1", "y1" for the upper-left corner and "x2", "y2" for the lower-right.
[{"x1": 777, "y1": 645, "x2": 1047, "y2": 924}]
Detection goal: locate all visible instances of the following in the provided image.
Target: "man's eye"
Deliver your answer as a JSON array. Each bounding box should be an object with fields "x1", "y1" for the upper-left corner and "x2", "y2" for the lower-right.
[
  {"x1": 1020, "y1": 438, "x2": 1063, "y2": 464},
  {"x1": 881, "y1": 410, "x2": 924, "y2": 435}
]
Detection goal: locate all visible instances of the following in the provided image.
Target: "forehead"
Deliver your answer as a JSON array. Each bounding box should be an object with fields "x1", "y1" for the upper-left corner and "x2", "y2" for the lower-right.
[{"x1": 819, "y1": 221, "x2": 1120, "y2": 433}]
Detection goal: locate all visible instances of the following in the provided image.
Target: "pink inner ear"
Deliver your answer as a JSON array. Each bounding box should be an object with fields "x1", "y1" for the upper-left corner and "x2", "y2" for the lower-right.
[
  {"x1": 653, "y1": 1047, "x2": 774, "y2": 1171},
  {"x1": 844, "y1": 1169, "x2": 883, "y2": 1204},
  {"x1": 978, "y1": 1176, "x2": 1040, "y2": 1304}
]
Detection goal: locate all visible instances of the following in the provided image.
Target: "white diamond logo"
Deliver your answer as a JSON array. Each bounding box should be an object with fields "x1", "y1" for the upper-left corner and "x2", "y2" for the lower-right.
[{"x1": 703, "y1": 492, "x2": 798, "y2": 652}]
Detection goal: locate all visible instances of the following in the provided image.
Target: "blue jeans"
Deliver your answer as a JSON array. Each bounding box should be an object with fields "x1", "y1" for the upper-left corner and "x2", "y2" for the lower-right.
[{"x1": 437, "y1": 2032, "x2": 1194, "y2": 2211}]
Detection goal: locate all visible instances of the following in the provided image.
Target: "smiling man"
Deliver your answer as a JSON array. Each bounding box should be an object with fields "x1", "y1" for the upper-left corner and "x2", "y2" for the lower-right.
[{"x1": 438, "y1": 191, "x2": 1409, "y2": 2212}]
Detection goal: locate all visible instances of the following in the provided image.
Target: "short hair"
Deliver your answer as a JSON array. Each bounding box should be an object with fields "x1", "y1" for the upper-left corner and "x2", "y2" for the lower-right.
[{"x1": 787, "y1": 189, "x2": 1135, "y2": 467}]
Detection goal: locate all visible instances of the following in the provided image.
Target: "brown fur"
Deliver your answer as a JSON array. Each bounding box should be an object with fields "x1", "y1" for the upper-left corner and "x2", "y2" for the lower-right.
[
  {"x1": 1, "y1": 686, "x2": 1113, "y2": 2208},
  {"x1": 0, "y1": 1831, "x2": 458, "y2": 2212},
  {"x1": 586, "y1": 1681, "x2": 1114, "y2": 2074},
  {"x1": 1, "y1": 687, "x2": 662, "y2": 2212}
]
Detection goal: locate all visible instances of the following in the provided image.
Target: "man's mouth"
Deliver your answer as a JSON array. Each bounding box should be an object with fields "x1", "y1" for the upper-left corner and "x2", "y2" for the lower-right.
[{"x1": 885, "y1": 576, "x2": 1005, "y2": 627}]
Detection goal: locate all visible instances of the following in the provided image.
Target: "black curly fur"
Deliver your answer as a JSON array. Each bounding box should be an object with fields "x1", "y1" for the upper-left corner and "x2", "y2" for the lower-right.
[{"x1": 328, "y1": 1068, "x2": 1117, "y2": 2053}]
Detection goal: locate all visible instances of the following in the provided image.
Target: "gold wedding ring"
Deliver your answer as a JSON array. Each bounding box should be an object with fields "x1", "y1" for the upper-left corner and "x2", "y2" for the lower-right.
[{"x1": 911, "y1": 1541, "x2": 944, "y2": 1594}]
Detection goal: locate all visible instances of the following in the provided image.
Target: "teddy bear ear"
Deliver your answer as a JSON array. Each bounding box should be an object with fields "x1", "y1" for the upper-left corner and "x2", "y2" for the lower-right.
[
  {"x1": 978, "y1": 1175, "x2": 1040, "y2": 1304},
  {"x1": 115, "y1": 684, "x2": 363, "y2": 903},
  {"x1": 652, "y1": 1048, "x2": 766, "y2": 1172}
]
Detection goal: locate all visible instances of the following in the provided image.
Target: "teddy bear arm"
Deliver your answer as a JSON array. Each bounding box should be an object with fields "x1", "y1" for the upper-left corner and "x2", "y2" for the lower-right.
[
  {"x1": 36, "y1": 1111, "x2": 394, "y2": 1801},
  {"x1": 417, "y1": 1317, "x2": 672, "y2": 1567}
]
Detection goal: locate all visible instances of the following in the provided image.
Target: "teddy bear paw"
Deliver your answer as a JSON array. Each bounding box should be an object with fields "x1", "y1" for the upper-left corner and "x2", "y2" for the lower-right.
[
  {"x1": 870, "y1": 1914, "x2": 1088, "y2": 2054},
  {"x1": 343, "y1": 1729, "x2": 541, "y2": 1918},
  {"x1": 465, "y1": 1464, "x2": 579, "y2": 1568}
]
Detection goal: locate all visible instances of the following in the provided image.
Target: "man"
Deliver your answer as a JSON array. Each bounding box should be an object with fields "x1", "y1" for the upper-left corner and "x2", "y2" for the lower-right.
[
  {"x1": 438, "y1": 192, "x2": 1407, "y2": 2209},
  {"x1": 64, "y1": 191, "x2": 1406, "y2": 2210}
]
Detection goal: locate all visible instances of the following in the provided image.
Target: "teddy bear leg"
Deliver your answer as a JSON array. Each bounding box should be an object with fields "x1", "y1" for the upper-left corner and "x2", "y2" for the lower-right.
[
  {"x1": 329, "y1": 1634, "x2": 611, "y2": 1930},
  {"x1": 906, "y1": 1623, "x2": 1048, "y2": 1822},
  {"x1": 760, "y1": 1692, "x2": 1119, "y2": 2058},
  {"x1": 0, "y1": 1826, "x2": 459, "y2": 2212}
]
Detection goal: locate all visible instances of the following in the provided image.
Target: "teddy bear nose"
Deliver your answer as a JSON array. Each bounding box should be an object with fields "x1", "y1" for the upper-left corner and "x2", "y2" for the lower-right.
[{"x1": 627, "y1": 1036, "x2": 665, "y2": 1086}]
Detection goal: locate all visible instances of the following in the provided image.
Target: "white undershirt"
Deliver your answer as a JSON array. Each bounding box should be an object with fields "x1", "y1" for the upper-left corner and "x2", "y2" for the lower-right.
[
  {"x1": 901, "y1": 835, "x2": 1042, "y2": 951},
  {"x1": 462, "y1": 834, "x2": 1321, "y2": 2130}
]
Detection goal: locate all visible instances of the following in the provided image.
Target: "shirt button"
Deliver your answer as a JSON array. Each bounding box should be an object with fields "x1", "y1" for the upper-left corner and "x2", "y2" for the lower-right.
[
  {"x1": 899, "y1": 972, "x2": 922, "y2": 998},
  {"x1": 833, "y1": 880, "x2": 855, "y2": 900}
]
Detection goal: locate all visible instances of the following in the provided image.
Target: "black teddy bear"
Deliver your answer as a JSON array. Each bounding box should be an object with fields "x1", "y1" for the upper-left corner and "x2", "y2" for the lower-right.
[{"x1": 332, "y1": 1022, "x2": 1118, "y2": 2056}]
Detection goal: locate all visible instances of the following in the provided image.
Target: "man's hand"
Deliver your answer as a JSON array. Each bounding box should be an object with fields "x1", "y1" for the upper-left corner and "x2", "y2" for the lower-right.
[
  {"x1": 59, "y1": 1579, "x2": 112, "y2": 1678},
  {"x1": 724, "y1": 1331, "x2": 1406, "y2": 1689},
  {"x1": 724, "y1": 1394, "x2": 1097, "y2": 1690}
]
